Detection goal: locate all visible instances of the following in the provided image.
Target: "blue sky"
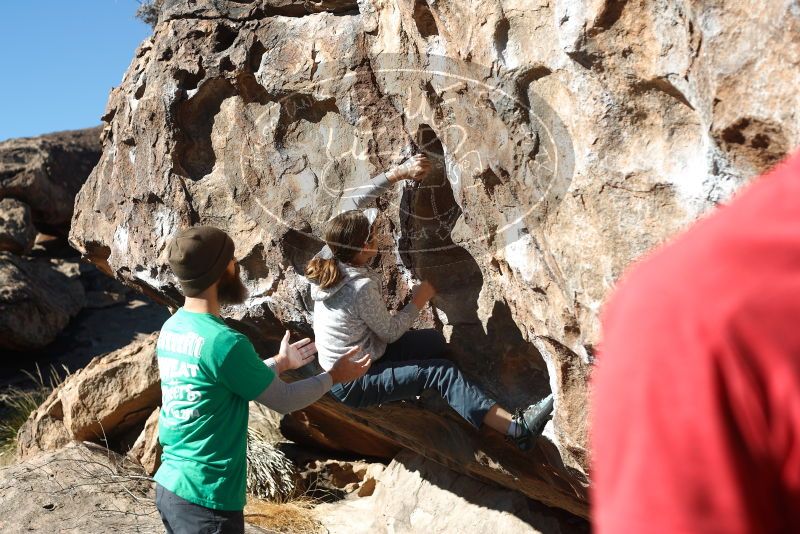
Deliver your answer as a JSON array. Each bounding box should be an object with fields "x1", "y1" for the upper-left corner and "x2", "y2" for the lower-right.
[{"x1": 0, "y1": 1, "x2": 152, "y2": 141}]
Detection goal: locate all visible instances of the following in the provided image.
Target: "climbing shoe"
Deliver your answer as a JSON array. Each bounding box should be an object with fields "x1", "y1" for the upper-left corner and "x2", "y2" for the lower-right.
[{"x1": 510, "y1": 393, "x2": 555, "y2": 451}]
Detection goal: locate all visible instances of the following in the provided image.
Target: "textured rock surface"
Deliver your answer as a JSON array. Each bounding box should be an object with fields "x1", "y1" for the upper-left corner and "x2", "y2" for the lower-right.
[
  {"x1": 68, "y1": 0, "x2": 800, "y2": 515},
  {"x1": 299, "y1": 457, "x2": 385, "y2": 497},
  {"x1": 127, "y1": 407, "x2": 161, "y2": 475},
  {"x1": 0, "y1": 198, "x2": 36, "y2": 254},
  {"x1": 0, "y1": 127, "x2": 101, "y2": 233},
  {"x1": 316, "y1": 450, "x2": 589, "y2": 534},
  {"x1": 14, "y1": 388, "x2": 72, "y2": 457},
  {"x1": 0, "y1": 253, "x2": 85, "y2": 351},
  {"x1": 0, "y1": 442, "x2": 272, "y2": 534},
  {"x1": 18, "y1": 333, "x2": 160, "y2": 458},
  {"x1": 248, "y1": 402, "x2": 285, "y2": 444},
  {"x1": 280, "y1": 403, "x2": 402, "y2": 459},
  {"x1": 0, "y1": 442, "x2": 162, "y2": 533}
]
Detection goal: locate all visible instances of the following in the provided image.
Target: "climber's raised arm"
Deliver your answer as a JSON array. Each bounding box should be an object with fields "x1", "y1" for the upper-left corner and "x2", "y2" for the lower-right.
[{"x1": 337, "y1": 154, "x2": 431, "y2": 212}]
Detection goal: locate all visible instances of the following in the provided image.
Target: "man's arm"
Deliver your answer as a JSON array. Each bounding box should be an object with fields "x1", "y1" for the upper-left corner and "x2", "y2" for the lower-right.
[
  {"x1": 254, "y1": 346, "x2": 372, "y2": 414},
  {"x1": 256, "y1": 337, "x2": 331, "y2": 415},
  {"x1": 254, "y1": 372, "x2": 333, "y2": 415}
]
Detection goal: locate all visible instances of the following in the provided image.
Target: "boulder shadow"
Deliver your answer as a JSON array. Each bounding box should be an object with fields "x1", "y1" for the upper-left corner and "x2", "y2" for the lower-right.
[{"x1": 398, "y1": 124, "x2": 551, "y2": 410}]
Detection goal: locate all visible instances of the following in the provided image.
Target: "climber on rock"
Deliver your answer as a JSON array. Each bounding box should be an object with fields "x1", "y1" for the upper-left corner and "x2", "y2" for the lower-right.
[
  {"x1": 153, "y1": 226, "x2": 371, "y2": 534},
  {"x1": 305, "y1": 154, "x2": 554, "y2": 450}
]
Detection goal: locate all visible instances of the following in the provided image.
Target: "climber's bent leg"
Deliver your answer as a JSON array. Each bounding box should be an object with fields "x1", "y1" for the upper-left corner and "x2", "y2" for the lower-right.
[{"x1": 330, "y1": 357, "x2": 495, "y2": 429}]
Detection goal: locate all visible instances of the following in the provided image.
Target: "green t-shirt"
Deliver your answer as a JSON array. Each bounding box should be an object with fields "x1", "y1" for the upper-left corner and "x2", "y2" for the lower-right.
[{"x1": 153, "y1": 308, "x2": 274, "y2": 511}]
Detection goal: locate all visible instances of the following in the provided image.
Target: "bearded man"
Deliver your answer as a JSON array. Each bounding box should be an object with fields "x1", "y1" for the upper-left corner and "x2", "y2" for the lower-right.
[{"x1": 154, "y1": 226, "x2": 370, "y2": 534}]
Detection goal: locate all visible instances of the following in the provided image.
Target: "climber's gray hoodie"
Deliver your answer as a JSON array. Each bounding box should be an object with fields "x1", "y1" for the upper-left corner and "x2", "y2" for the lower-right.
[
  {"x1": 308, "y1": 171, "x2": 420, "y2": 371},
  {"x1": 311, "y1": 263, "x2": 419, "y2": 371}
]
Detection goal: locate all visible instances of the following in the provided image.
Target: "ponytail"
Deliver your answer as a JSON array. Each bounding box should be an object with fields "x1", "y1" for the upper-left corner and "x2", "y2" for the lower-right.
[
  {"x1": 306, "y1": 256, "x2": 343, "y2": 289},
  {"x1": 307, "y1": 210, "x2": 371, "y2": 289}
]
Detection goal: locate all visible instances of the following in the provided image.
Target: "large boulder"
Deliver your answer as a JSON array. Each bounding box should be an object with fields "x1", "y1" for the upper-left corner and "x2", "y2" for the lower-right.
[
  {"x1": 316, "y1": 450, "x2": 588, "y2": 534},
  {"x1": 0, "y1": 198, "x2": 36, "y2": 254},
  {"x1": 0, "y1": 442, "x2": 163, "y2": 533},
  {"x1": 18, "y1": 333, "x2": 160, "y2": 458},
  {"x1": 67, "y1": 0, "x2": 799, "y2": 516},
  {"x1": 0, "y1": 253, "x2": 85, "y2": 351},
  {"x1": 0, "y1": 127, "x2": 102, "y2": 233},
  {"x1": 0, "y1": 442, "x2": 272, "y2": 533}
]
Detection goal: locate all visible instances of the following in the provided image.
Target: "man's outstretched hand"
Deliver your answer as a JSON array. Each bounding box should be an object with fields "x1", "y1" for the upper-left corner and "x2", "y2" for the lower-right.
[
  {"x1": 274, "y1": 330, "x2": 317, "y2": 374},
  {"x1": 388, "y1": 154, "x2": 432, "y2": 183},
  {"x1": 329, "y1": 346, "x2": 372, "y2": 384}
]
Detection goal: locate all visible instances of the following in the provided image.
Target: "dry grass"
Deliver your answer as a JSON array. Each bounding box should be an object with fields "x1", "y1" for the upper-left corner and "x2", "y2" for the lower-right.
[
  {"x1": 0, "y1": 365, "x2": 69, "y2": 465},
  {"x1": 244, "y1": 496, "x2": 322, "y2": 534}
]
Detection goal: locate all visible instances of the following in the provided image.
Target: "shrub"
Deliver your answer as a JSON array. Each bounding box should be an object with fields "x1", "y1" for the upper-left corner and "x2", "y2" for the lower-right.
[
  {"x1": 246, "y1": 428, "x2": 297, "y2": 501},
  {"x1": 0, "y1": 365, "x2": 69, "y2": 465},
  {"x1": 135, "y1": 0, "x2": 165, "y2": 28}
]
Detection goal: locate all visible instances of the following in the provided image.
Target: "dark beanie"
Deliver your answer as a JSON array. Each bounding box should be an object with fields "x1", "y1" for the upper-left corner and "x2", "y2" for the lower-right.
[{"x1": 167, "y1": 226, "x2": 235, "y2": 297}]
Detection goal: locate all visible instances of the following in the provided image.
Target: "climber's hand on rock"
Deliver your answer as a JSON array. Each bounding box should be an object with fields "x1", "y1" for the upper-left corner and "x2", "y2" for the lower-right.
[
  {"x1": 389, "y1": 154, "x2": 431, "y2": 183},
  {"x1": 329, "y1": 346, "x2": 372, "y2": 384},
  {"x1": 411, "y1": 281, "x2": 436, "y2": 309}
]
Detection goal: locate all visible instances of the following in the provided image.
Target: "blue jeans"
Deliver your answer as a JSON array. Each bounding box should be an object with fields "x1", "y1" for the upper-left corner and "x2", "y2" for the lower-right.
[{"x1": 330, "y1": 329, "x2": 496, "y2": 428}]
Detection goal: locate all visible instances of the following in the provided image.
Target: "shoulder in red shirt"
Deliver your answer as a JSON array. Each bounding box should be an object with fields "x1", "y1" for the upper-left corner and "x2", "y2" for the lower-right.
[{"x1": 592, "y1": 152, "x2": 800, "y2": 534}]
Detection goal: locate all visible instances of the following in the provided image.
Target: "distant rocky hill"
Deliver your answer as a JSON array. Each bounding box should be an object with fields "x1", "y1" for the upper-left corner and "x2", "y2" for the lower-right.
[
  {"x1": 0, "y1": 127, "x2": 167, "y2": 372},
  {"x1": 0, "y1": 128, "x2": 102, "y2": 235},
  {"x1": 67, "y1": 0, "x2": 799, "y2": 517},
  {"x1": 0, "y1": 129, "x2": 101, "y2": 352}
]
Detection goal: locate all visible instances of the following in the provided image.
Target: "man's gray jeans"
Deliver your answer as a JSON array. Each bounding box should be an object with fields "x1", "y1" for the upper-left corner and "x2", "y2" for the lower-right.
[
  {"x1": 155, "y1": 484, "x2": 244, "y2": 534},
  {"x1": 330, "y1": 329, "x2": 496, "y2": 428}
]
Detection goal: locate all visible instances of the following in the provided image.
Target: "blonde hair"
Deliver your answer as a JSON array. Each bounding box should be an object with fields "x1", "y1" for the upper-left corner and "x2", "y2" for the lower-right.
[{"x1": 306, "y1": 211, "x2": 371, "y2": 289}]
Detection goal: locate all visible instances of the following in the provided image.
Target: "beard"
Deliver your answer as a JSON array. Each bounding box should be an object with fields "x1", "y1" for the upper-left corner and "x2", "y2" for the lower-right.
[{"x1": 217, "y1": 263, "x2": 249, "y2": 305}]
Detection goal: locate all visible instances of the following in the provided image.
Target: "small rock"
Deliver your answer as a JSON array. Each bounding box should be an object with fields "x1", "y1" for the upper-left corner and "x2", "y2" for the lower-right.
[{"x1": 298, "y1": 458, "x2": 385, "y2": 498}]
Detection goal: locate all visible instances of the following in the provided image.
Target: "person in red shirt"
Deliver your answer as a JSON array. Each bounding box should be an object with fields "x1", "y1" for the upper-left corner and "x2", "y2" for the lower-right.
[{"x1": 592, "y1": 151, "x2": 800, "y2": 533}]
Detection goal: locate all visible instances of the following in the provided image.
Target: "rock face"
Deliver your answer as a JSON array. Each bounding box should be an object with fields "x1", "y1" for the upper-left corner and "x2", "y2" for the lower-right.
[
  {"x1": 0, "y1": 127, "x2": 104, "y2": 352},
  {"x1": 298, "y1": 457, "x2": 386, "y2": 498},
  {"x1": 127, "y1": 407, "x2": 162, "y2": 475},
  {"x1": 0, "y1": 198, "x2": 36, "y2": 254},
  {"x1": 0, "y1": 127, "x2": 102, "y2": 233},
  {"x1": 67, "y1": 0, "x2": 799, "y2": 516},
  {"x1": 316, "y1": 450, "x2": 588, "y2": 534},
  {"x1": 0, "y1": 253, "x2": 85, "y2": 351},
  {"x1": 18, "y1": 333, "x2": 160, "y2": 458},
  {"x1": 0, "y1": 442, "x2": 272, "y2": 534},
  {"x1": 0, "y1": 442, "x2": 162, "y2": 533}
]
